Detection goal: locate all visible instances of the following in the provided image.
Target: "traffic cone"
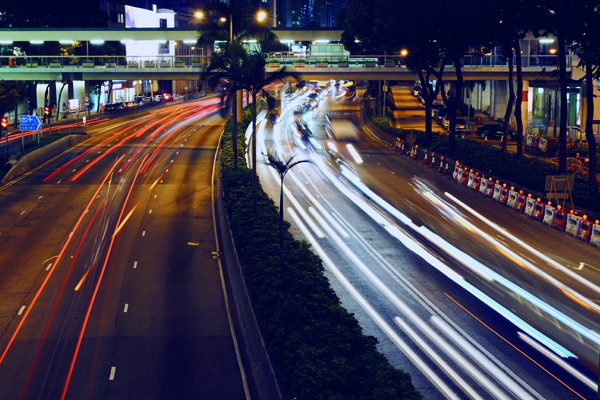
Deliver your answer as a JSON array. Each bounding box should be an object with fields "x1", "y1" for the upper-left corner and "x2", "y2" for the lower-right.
[
  {"x1": 423, "y1": 150, "x2": 428, "y2": 164},
  {"x1": 444, "y1": 160, "x2": 449, "y2": 174},
  {"x1": 484, "y1": 135, "x2": 488, "y2": 145},
  {"x1": 413, "y1": 145, "x2": 419, "y2": 160},
  {"x1": 431, "y1": 152, "x2": 436, "y2": 168},
  {"x1": 400, "y1": 142, "x2": 405, "y2": 154},
  {"x1": 438, "y1": 156, "x2": 444, "y2": 173}
]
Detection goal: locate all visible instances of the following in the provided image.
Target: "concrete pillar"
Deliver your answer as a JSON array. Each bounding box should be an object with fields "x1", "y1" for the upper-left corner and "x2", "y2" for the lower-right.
[
  {"x1": 36, "y1": 84, "x2": 48, "y2": 114},
  {"x1": 521, "y1": 80, "x2": 529, "y2": 129},
  {"x1": 491, "y1": 80, "x2": 509, "y2": 120},
  {"x1": 73, "y1": 81, "x2": 85, "y2": 107},
  {"x1": 481, "y1": 81, "x2": 491, "y2": 114}
]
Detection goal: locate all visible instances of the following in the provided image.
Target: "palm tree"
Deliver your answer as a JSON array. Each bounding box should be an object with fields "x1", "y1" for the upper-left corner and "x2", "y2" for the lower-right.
[
  {"x1": 266, "y1": 152, "x2": 311, "y2": 268},
  {"x1": 203, "y1": 37, "x2": 300, "y2": 215}
]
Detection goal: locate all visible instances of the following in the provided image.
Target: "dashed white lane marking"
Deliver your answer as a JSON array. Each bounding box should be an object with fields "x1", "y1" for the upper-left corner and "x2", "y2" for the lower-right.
[
  {"x1": 160, "y1": 180, "x2": 163, "y2": 183},
  {"x1": 378, "y1": 162, "x2": 381, "y2": 165},
  {"x1": 85, "y1": 210, "x2": 89, "y2": 214},
  {"x1": 176, "y1": 151, "x2": 179, "y2": 154},
  {"x1": 46, "y1": 263, "x2": 53, "y2": 271},
  {"x1": 188, "y1": 242, "x2": 199, "y2": 246},
  {"x1": 154, "y1": 195, "x2": 157, "y2": 198},
  {"x1": 133, "y1": 261, "x2": 137, "y2": 269},
  {"x1": 20, "y1": 211, "x2": 26, "y2": 216},
  {"x1": 109, "y1": 367, "x2": 116, "y2": 380},
  {"x1": 123, "y1": 304, "x2": 129, "y2": 313},
  {"x1": 97, "y1": 195, "x2": 100, "y2": 199},
  {"x1": 142, "y1": 231, "x2": 146, "y2": 236},
  {"x1": 149, "y1": 210, "x2": 152, "y2": 214},
  {"x1": 72, "y1": 169, "x2": 76, "y2": 172},
  {"x1": 18, "y1": 306, "x2": 26, "y2": 315},
  {"x1": 57, "y1": 180, "x2": 61, "y2": 184},
  {"x1": 166, "y1": 169, "x2": 169, "y2": 172},
  {"x1": 86, "y1": 160, "x2": 90, "y2": 163},
  {"x1": 38, "y1": 196, "x2": 43, "y2": 200},
  {"x1": 391, "y1": 171, "x2": 395, "y2": 174},
  {"x1": 170, "y1": 160, "x2": 174, "y2": 163}
]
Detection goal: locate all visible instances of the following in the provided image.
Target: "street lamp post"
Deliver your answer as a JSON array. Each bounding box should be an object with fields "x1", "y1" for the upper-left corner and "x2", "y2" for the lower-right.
[{"x1": 551, "y1": 48, "x2": 558, "y2": 137}]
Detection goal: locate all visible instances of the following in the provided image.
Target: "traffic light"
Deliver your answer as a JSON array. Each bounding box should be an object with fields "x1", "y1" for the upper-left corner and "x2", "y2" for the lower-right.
[
  {"x1": 0, "y1": 117, "x2": 7, "y2": 129},
  {"x1": 44, "y1": 106, "x2": 50, "y2": 116}
]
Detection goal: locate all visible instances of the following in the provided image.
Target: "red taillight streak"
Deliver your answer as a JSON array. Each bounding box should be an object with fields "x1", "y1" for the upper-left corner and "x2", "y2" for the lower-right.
[
  {"x1": 60, "y1": 155, "x2": 146, "y2": 400},
  {"x1": 44, "y1": 118, "x2": 152, "y2": 182},
  {"x1": 0, "y1": 155, "x2": 124, "y2": 368},
  {"x1": 18, "y1": 197, "x2": 106, "y2": 400}
]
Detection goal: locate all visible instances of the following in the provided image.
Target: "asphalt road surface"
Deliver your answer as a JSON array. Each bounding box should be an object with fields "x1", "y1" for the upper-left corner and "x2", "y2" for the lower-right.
[
  {"x1": 0, "y1": 98, "x2": 248, "y2": 400},
  {"x1": 256, "y1": 83, "x2": 599, "y2": 399}
]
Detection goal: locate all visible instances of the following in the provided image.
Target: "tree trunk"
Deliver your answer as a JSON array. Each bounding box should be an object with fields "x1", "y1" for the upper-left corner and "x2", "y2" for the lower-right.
[
  {"x1": 231, "y1": 90, "x2": 238, "y2": 169},
  {"x1": 502, "y1": 48, "x2": 515, "y2": 152},
  {"x1": 585, "y1": 64, "x2": 597, "y2": 192},
  {"x1": 279, "y1": 180, "x2": 284, "y2": 268},
  {"x1": 558, "y1": 30, "x2": 568, "y2": 174},
  {"x1": 418, "y1": 70, "x2": 433, "y2": 142},
  {"x1": 252, "y1": 93, "x2": 258, "y2": 216},
  {"x1": 514, "y1": 39, "x2": 524, "y2": 158},
  {"x1": 107, "y1": 80, "x2": 114, "y2": 107},
  {"x1": 450, "y1": 54, "x2": 464, "y2": 156}
]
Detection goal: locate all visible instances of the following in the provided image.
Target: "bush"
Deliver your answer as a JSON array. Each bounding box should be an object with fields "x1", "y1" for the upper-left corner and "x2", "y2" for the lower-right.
[
  {"x1": 366, "y1": 106, "x2": 600, "y2": 216},
  {"x1": 220, "y1": 108, "x2": 422, "y2": 400}
]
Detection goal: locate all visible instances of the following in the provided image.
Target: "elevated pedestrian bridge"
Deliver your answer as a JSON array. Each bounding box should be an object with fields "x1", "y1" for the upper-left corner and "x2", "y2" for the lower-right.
[{"x1": 0, "y1": 55, "x2": 572, "y2": 82}]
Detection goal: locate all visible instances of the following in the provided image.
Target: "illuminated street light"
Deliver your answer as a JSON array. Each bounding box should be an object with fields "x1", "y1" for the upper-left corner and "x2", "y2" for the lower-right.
[
  {"x1": 550, "y1": 48, "x2": 557, "y2": 54},
  {"x1": 194, "y1": 11, "x2": 203, "y2": 19},
  {"x1": 257, "y1": 11, "x2": 267, "y2": 22},
  {"x1": 220, "y1": 17, "x2": 227, "y2": 22},
  {"x1": 400, "y1": 49, "x2": 408, "y2": 56}
]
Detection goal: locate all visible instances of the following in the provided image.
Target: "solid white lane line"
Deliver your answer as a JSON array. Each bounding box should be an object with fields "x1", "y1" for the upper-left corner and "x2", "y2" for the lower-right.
[
  {"x1": 18, "y1": 306, "x2": 26, "y2": 315},
  {"x1": 287, "y1": 208, "x2": 460, "y2": 399},
  {"x1": 109, "y1": 366, "x2": 116, "y2": 380},
  {"x1": 133, "y1": 261, "x2": 137, "y2": 269},
  {"x1": 142, "y1": 231, "x2": 146, "y2": 236},
  {"x1": 123, "y1": 304, "x2": 129, "y2": 313},
  {"x1": 46, "y1": 263, "x2": 53, "y2": 271}
]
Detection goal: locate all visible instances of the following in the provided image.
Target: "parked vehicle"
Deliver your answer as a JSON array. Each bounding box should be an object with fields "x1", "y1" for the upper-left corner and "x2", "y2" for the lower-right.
[
  {"x1": 411, "y1": 85, "x2": 421, "y2": 96},
  {"x1": 435, "y1": 108, "x2": 448, "y2": 124},
  {"x1": 476, "y1": 124, "x2": 516, "y2": 140}
]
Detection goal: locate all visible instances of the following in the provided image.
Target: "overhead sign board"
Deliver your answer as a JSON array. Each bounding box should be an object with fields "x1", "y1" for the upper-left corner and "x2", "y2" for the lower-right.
[{"x1": 19, "y1": 115, "x2": 42, "y2": 131}]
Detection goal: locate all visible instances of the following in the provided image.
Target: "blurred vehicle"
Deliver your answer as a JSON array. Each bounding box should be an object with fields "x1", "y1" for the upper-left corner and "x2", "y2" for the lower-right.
[
  {"x1": 411, "y1": 85, "x2": 421, "y2": 96},
  {"x1": 442, "y1": 115, "x2": 450, "y2": 130},
  {"x1": 154, "y1": 94, "x2": 163, "y2": 102},
  {"x1": 476, "y1": 124, "x2": 516, "y2": 140},
  {"x1": 435, "y1": 108, "x2": 448, "y2": 124},
  {"x1": 430, "y1": 103, "x2": 444, "y2": 117},
  {"x1": 163, "y1": 93, "x2": 173, "y2": 102},
  {"x1": 325, "y1": 115, "x2": 360, "y2": 143},
  {"x1": 293, "y1": 122, "x2": 322, "y2": 150},
  {"x1": 454, "y1": 118, "x2": 468, "y2": 132}
]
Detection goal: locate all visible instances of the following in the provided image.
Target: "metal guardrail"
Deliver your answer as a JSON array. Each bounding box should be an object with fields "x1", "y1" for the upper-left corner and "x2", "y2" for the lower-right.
[
  {"x1": 0, "y1": 54, "x2": 571, "y2": 69},
  {"x1": 215, "y1": 159, "x2": 281, "y2": 400}
]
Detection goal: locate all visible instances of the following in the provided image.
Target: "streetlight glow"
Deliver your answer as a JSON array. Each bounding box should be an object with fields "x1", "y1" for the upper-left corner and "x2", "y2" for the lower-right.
[
  {"x1": 550, "y1": 48, "x2": 557, "y2": 54},
  {"x1": 257, "y1": 11, "x2": 267, "y2": 22},
  {"x1": 220, "y1": 17, "x2": 227, "y2": 22},
  {"x1": 194, "y1": 11, "x2": 203, "y2": 19},
  {"x1": 400, "y1": 49, "x2": 408, "y2": 56}
]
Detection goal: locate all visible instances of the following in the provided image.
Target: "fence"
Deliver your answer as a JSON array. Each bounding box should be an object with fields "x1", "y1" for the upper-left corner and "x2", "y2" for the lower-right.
[{"x1": 215, "y1": 160, "x2": 281, "y2": 400}]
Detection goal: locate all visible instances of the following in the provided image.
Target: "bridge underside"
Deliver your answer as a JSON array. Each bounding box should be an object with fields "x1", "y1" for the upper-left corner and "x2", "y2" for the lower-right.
[{"x1": 0, "y1": 66, "x2": 565, "y2": 82}]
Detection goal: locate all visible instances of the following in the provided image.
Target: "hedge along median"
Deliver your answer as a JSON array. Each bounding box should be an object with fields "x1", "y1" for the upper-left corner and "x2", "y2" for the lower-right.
[
  {"x1": 364, "y1": 105, "x2": 600, "y2": 218},
  {"x1": 219, "y1": 111, "x2": 422, "y2": 400}
]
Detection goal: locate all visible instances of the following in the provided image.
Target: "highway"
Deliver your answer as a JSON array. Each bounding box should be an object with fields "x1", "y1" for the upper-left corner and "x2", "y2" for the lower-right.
[
  {"x1": 255, "y1": 83, "x2": 600, "y2": 399},
  {"x1": 0, "y1": 98, "x2": 249, "y2": 400}
]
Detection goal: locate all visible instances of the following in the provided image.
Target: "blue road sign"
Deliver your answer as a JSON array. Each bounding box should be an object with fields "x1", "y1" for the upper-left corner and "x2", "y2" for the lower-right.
[{"x1": 20, "y1": 115, "x2": 42, "y2": 131}]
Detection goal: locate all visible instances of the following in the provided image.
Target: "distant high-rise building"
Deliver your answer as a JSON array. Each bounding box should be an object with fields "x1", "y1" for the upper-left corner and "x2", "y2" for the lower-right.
[{"x1": 274, "y1": 0, "x2": 343, "y2": 27}]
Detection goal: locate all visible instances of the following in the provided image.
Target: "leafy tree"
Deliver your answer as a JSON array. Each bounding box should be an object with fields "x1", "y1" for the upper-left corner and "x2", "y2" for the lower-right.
[
  {"x1": 0, "y1": 80, "x2": 26, "y2": 121},
  {"x1": 203, "y1": 38, "x2": 300, "y2": 215}
]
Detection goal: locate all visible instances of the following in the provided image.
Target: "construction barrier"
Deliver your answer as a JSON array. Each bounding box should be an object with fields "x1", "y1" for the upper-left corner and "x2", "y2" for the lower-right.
[
  {"x1": 430, "y1": 153, "x2": 436, "y2": 168},
  {"x1": 400, "y1": 142, "x2": 405, "y2": 154},
  {"x1": 485, "y1": 179, "x2": 496, "y2": 198},
  {"x1": 460, "y1": 168, "x2": 469, "y2": 185},
  {"x1": 423, "y1": 150, "x2": 429, "y2": 164},
  {"x1": 438, "y1": 157, "x2": 445, "y2": 173},
  {"x1": 516, "y1": 192, "x2": 527, "y2": 213},
  {"x1": 472, "y1": 174, "x2": 481, "y2": 191},
  {"x1": 444, "y1": 160, "x2": 449, "y2": 174},
  {"x1": 413, "y1": 145, "x2": 419, "y2": 160},
  {"x1": 456, "y1": 166, "x2": 464, "y2": 183},
  {"x1": 499, "y1": 184, "x2": 509, "y2": 205},
  {"x1": 394, "y1": 137, "x2": 401, "y2": 152},
  {"x1": 492, "y1": 181, "x2": 502, "y2": 201},
  {"x1": 579, "y1": 217, "x2": 593, "y2": 243},
  {"x1": 542, "y1": 202, "x2": 556, "y2": 226},
  {"x1": 480, "y1": 177, "x2": 491, "y2": 195},
  {"x1": 552, "y1": 205, "x2": 567, "y2": 231},
  {"x1": 590, "y1": 221, "x2": 600, "y2": 248},
  {"x1": 565, "y1": 212, "x2": 582, "y2": 237},
  {"x1": 452, "y1": 161, "x2": 460, "y2": 180},
  {"x1": 507, "y1": 188, "x2": 518, "y2": 209},
  {"x1": 524, "y1": 195, "x2": 536, "y2": 217},
  {"x1": 466, "y1": 170, "x2": 475, "y2": 188},
  {"x1": 532, "y1": 199, "x2": 545, "y2": 222}
]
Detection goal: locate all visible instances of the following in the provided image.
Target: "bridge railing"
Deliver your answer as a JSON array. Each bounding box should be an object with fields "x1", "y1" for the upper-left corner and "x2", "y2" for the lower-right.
[{"x1": 0, "y1": 54, "x2": 570, "y2": 69}]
